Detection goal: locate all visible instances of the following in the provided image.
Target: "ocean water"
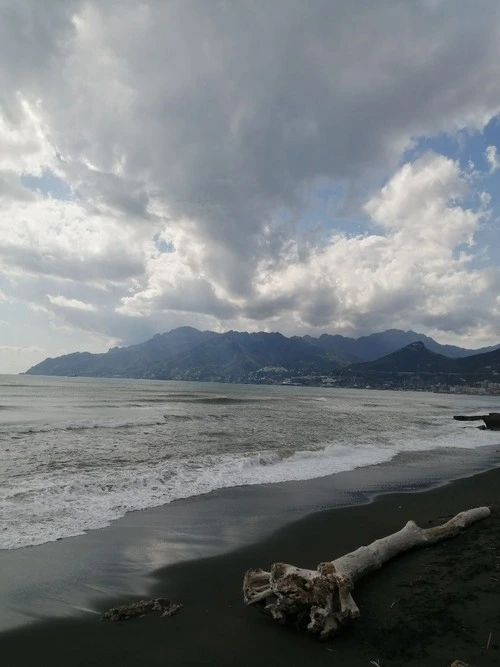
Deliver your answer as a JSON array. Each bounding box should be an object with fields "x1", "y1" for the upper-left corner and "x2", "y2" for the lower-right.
[{"x1": 1, "y1": 374, "x2": 499, "y2": 550}]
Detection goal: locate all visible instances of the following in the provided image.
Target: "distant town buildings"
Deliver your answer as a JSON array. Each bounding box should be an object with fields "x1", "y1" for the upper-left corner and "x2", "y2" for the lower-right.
[{"x1": 249, "y1": 369, "x2": 500, "y2": 395}]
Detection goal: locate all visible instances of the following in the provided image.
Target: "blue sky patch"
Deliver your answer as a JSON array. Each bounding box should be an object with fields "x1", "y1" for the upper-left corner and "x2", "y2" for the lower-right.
[
  {"x1": 153, "y1": 234, "x2": 174, "y2": 254},
  {"x1": 21, "y1": 169, "x2": 74, "y2": 200}
]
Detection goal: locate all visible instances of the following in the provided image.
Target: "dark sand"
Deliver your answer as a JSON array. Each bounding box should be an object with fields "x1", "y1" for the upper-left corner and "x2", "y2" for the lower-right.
[{"x1": 1, "y1": 465, "x2": 499, "y2": 666}]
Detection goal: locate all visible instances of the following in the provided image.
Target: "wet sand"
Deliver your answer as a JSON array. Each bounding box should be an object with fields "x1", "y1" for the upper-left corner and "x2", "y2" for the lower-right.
[{"x1": 1, "y1": 462, "x2": 499, "y2": 666}]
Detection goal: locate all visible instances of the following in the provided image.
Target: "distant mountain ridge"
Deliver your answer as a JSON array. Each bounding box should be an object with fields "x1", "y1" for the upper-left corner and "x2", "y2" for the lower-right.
[
  {"x1": 25, "y1": 327, "x2": 344, "y2": 382},
  {"x1": 349, "y1": 340, "x2": 500, "y2": 376},
  {"x1": 349, "y1": 341, "x2": 461, "y2": 374},
  {"x1": 300, "y1": 329, "x2": 500, "y2": 361},
  {"x1": 24, "y1": 327, "x2": 500, "y2": 383}
]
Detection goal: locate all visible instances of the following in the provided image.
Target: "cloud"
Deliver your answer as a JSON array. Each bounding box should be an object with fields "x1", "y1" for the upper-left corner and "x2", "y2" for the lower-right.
[
  {"x1": 233, "y1": 152, "x2": 489, "y2": 335},
  {"x1": 47, "y1": 295, "x2": 97, "y2": 312},
  {"x1": 0, "y1": 193, "x2": 146, "y2": 282},
  {"x1": 58, "y1": 1, "x2": 500, "y2": 290},
  {"x1": 0, "y1": 95, "x2": 56, "y2": 175},
  {"x1": 1, "y1": 0, "x2": 500, "y2": 365},
  {"x1": 486, "y1": 145, "x2": 500, "y2": 173},
  {"x1": 0, "y1": 289, "x2": 11, "y2": 303},
  {"x1": 365, "y1": 153, "x2": 476, "y2": 247},
  {"x1": 117, "y1": 153, "x2": 495, "y2": 341}
]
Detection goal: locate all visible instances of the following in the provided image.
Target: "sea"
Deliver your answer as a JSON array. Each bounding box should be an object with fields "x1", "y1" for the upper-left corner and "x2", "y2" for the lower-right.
[{"x1": 1, "y1": 374, "x2": 499, "y2": 551}]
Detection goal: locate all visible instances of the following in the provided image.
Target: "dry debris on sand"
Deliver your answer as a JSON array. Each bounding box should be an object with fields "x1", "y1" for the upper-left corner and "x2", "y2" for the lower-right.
[{"x1": 100, "y1": 597, "x2": 182, "y2": 622}]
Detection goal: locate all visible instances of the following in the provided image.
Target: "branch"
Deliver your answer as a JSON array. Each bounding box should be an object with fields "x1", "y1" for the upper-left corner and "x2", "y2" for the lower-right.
[{"x1": 243, "y1": 506, "x2": 491, "y2": 640}]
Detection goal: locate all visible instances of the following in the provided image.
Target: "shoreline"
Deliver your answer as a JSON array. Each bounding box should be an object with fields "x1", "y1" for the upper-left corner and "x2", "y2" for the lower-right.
[
  {"x1": 1, "y1": 447, "x2": 500, "y2": 665},
  {"x1": 16, "y1": 372, "x2": 500, "y2": 396}
]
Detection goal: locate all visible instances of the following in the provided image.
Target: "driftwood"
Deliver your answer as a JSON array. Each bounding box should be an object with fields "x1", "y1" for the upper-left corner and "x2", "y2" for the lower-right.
[
  {"x1": 100, "y1": 597, "x2": 182, "y2": 622},
  {"x1": 243, "y1": 507, "x2": 491, "y2": 640}
]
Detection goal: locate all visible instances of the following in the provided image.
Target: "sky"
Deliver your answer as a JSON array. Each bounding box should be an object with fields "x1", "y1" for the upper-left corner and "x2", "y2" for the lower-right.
[{"x1": 1, "y1": 0, "x2": 500, "y2": 374}]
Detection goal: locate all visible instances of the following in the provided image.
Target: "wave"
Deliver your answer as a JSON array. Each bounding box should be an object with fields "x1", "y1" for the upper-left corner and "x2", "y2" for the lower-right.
[
  {"x1": 0, "y1": 442, "x2": 390, "y2": 549},
  {"x1": 9, "y1": 417, "x2": 169, "y2": 435},
  {"x1": 2, "y1": 411, "x2": 234, "y2": 436},
  {"x1": 3, "y1": 420, "x2": 498, "y2": 550},
  {"x1": 163, "y1": 414, "x2": 205, "y2": 422},
  {"x1": 168, "y1": 396, "x2": 262, "y2": 405}
]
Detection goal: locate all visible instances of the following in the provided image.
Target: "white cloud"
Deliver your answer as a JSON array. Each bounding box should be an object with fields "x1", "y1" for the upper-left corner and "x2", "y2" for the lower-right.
[
  {"x1": 240, "y1": 153, "x2": 490, "y2": 335},
  {"x1": 485, "y1": 145, "x2": 500, "y2": 173},
  {"x1": 47, "y1": 295, "x2": 97, "y2": 312},
  {"x1": 0, "y1": 194, "x2": 147, "y2": 282},
  {"x1": 365, "y1": 153, "x2": 475, "y2": 245},
  {"x1": 0, "y1": 95, "x2": 57, "y2": 175}
]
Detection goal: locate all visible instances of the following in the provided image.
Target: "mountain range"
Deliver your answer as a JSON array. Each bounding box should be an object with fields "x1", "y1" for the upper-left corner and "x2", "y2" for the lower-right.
[
  {"x1": 350, "y1": 340, "x2": 500, "y2": 375},
  {"x1": 343, "y1": 340, "x2": 500, "y2": 390},
  {"x1": 24, "y1": 327, "x2": 500, "y2": 385}
]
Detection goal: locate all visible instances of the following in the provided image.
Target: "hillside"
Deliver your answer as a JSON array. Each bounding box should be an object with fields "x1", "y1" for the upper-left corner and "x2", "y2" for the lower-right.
[
  {"x1": 342, "y1": 341, "x2": 500, "y2": 390},
  {"x1": 25, "y1": 327, "x2": 500, "y2": 385},
  {"x1": 25, "y1": 328, "x2": 344, "y2": 382},
  {"x1": 301, "y1": 330, "x2": 500, "y2": 362},
  {"x1": 348, "y1": 341, "x2": 461, "y2": 373},
  {"x1": 455, "y1": 346, "x2": 500, "y2": 376}
]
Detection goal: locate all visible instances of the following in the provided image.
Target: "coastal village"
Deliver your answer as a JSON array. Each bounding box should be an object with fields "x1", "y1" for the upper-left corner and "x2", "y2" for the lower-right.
[{"x1": 263, "y1": 369, "x2": 500, "y2": 395}]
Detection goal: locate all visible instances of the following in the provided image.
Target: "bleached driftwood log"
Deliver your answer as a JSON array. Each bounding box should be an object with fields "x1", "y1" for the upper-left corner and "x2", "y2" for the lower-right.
[{"x1": 243, "y1": 506, "x2": 490, "y2": 640}]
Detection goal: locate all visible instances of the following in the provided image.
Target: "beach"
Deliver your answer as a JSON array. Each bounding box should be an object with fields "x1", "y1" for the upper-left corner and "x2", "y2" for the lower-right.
[{"x1": 1, "y1": 452, "x2": 499, "y2": 667}]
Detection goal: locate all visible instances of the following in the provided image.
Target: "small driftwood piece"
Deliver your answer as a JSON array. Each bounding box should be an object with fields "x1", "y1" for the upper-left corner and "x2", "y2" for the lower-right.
[
  {"x1": 243, "y1": 507, "x2": 491, "y2": 640},
  {"x1": 100, "y1": 597, "x2": 182, "y2": 622}
]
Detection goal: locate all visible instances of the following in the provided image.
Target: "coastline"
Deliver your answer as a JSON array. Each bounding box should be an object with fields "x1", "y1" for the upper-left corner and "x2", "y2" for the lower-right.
[{"x1": 1, "y1": 444, "x2": 500, "y2": 665}]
